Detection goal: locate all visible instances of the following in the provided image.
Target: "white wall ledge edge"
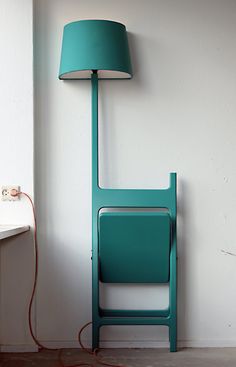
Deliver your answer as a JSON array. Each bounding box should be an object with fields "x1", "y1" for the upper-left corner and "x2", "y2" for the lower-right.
[{"x1": 0, "y1": 225, "x2": 30, "y2": 241}]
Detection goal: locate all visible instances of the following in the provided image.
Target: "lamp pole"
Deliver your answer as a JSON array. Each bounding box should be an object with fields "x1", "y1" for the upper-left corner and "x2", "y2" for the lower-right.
[
  {"x1": 91, "y1": 70, "x2": 99, "y2": 189},
  {"x1": 91, "y1": 70, "x2": 100, "y2": 348}
]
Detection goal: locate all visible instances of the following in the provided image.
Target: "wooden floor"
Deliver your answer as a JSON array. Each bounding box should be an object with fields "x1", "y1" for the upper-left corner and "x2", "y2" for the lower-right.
[{"x1": 1, "y1": 348, "x2": 236, "y2": 367}]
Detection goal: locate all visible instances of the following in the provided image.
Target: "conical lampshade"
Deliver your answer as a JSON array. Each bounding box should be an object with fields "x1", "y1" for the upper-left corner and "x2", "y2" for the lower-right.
[{"x1": 59, "y1": 19, "x2": 132, "y2": 80}]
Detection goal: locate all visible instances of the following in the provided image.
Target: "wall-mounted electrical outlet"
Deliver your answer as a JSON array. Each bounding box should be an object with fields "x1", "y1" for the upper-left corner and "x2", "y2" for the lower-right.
[{"x1": 1, "y1": 186, "x2": 20, "y2": 201}]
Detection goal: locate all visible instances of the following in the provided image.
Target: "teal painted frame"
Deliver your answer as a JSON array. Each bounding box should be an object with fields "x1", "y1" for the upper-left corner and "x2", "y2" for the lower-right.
[{"x1": 91, "y1": 72, "x2": 177, "y2": 352}]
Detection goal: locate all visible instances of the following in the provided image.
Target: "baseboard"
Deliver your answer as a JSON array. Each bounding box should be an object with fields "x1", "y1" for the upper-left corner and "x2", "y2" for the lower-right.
[
  {"x1": 1, "y1": 339, "x2": 236, "y2": 352},
  {"x1": 100, "y1": 340, "x2": 170, "y2": 348},
  {"x1": 178, "y1": 340, "x2": 236, "y2": 348},
  {"x1": 42, "y1": 340, "x2": 170, "y2": 349},
  {"x1": 0, "y1": 344, "x2": 39, "y2": 353},
  {"x1": 42, "y1": 339, "x2": 236, "y2": 349}
]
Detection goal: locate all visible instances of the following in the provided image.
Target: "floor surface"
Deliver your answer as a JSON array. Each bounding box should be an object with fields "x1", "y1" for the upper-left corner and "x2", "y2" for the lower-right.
[{"x1": 1, "y1": 348, "x2": 236, "y2": 367}]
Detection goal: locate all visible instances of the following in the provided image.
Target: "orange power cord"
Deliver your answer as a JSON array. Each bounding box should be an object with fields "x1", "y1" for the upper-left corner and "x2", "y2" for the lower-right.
[{"x1": 11, "y1": 190, "x2": 125, "y2": 367}]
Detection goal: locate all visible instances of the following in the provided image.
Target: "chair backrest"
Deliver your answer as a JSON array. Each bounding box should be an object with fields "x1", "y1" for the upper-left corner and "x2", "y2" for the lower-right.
[
  {"x1": 99, "y1": 210, "x2": 171, "y2": 283},
  {"x1": 96, "y1": 173, "x2": 177, "y2": 284}
]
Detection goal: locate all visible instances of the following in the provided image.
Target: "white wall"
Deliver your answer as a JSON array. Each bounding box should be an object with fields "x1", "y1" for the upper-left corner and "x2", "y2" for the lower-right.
[
  {"x1": 0, "y1": 0, "x2": 35, "y2": 351},
  {"x1": 34, "y1": 0, "x2": 236, "y2": 348},
  {"x1": 1, "y1": 0, "x2": 236, "y2": 351}
]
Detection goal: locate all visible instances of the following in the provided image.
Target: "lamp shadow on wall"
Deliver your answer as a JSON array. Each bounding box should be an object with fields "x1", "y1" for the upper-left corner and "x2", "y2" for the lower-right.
[
  {"x1": 100, "y1": 31, "x2": 180, "y2": 189},
  {"x1": 99, "y1": 32, "x2": 157, "y2": 189}
]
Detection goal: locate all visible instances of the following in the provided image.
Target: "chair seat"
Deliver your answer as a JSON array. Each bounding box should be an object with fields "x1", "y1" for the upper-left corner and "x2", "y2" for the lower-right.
[{"x1": 99, "y1": 211, "x2": 171, "y2": 283}]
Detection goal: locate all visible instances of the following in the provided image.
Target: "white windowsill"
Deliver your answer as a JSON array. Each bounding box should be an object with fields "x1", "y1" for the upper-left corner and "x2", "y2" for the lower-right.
[{"x1": 0, "y1": 225, "x2": 30, "y2": 240}]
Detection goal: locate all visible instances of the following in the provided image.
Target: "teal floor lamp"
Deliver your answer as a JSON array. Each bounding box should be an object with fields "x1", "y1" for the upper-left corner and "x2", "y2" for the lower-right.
[{"x1": 59, "y1": 19, "x2": 177, "y2": 352}]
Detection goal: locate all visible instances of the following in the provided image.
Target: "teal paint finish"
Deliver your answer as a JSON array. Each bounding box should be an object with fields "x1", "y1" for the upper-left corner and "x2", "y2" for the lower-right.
[
  {"x1": 91, "y1": 73, "x2": 177, "y2": 352},
  {"x1": 59, "y1": 20, "x2": 132, "y2": 79},
  {"x1": 99, "y1": 212, "x2": 171, "y2": 283},
  {"x1": 58, "y1": 20, "x2": 177, "y2": 351}
]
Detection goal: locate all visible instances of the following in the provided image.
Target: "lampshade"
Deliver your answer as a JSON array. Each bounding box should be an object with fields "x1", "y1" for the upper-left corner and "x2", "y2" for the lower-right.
[{"x1": 59, "y1": 19, "x2": 132, "y2": 80}]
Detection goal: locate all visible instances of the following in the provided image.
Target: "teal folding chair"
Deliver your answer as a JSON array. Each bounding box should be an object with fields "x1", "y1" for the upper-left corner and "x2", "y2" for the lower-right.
[{"x1": 91, "y1": 73, "x2": 177, "y2": 353}]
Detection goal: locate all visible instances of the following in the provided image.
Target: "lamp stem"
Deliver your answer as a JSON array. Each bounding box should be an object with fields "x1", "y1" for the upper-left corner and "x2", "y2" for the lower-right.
[
  {"x1": 91, "y1": 70, "x2": 99, "y2": 349},
  {"x1": 91, "y1": 71, "x2": 99, "y2": 189}
]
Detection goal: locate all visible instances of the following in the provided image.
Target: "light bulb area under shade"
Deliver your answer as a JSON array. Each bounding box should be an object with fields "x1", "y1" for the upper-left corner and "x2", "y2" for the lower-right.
[{"x1": 59, "y1": 69, "x2": 132, "y2": 80}]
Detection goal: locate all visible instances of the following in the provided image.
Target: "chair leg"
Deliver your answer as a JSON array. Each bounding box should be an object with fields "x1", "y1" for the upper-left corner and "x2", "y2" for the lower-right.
[
  {"x1": 92, "y1": 322, "x2": 100, "y2": 351},
  {"x1": 169, "y1": 322, "x2": 177, "y2": 352}
]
